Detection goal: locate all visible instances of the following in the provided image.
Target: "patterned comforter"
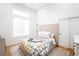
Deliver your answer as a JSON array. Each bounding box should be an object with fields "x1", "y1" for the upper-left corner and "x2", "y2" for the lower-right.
[{"x1": 21, "y1": 38, "x2": 53, "y2": 56}]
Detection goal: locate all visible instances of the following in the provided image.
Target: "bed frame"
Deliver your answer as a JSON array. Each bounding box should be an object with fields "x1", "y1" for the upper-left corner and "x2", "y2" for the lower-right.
[{"x1": 19, "y1": 44, "x2": 30, "y2": 56}]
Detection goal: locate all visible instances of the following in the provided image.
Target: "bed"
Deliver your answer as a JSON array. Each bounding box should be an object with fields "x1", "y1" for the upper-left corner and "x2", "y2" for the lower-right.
[{"x1": 19, "y1": 31, "x2": 56, "y2": 56}]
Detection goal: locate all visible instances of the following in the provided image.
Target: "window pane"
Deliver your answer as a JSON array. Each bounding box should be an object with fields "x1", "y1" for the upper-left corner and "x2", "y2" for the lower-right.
[
  {"x1": 24, "y1": 20, "x2": 29, "y2": 35},
  {"x1": 13, "y1": 17, "x2": 29, "y2": 37},
  {"x1": 13, "y1": 17, "x2": 24, "y2": 37},
  {"x1": 13, "y1": 8, "x2": 30, "y2": 18}
]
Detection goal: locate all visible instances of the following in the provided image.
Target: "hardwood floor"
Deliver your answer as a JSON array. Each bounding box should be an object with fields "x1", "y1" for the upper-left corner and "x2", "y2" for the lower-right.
[
  {"x1": 48, "y1": 47, "x2": 73, "y2": 56},
  {"x1": 5, "y1": 46, "x2": 11, "y2": 56},
  {"x1": 5, "y1": 44, "x2": 74, "y2": 56}
]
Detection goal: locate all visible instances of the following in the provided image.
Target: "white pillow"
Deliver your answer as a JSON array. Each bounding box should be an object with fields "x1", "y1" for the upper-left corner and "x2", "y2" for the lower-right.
[{"x1": 38, "y1": 31, "x2": 51, "y2": 39}]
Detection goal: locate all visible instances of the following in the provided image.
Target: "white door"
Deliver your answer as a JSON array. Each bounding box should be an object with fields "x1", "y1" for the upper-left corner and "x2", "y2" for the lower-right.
[
  {"x1": 70, "y1": 18, "x2": 79, "y2": 48},
  {"x1": 59, "y1": 20, "x2": 70, "y2": 48}
]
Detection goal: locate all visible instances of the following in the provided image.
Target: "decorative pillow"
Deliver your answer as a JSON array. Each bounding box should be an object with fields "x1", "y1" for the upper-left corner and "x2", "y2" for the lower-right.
[
  {"x1": 50, "y1": 34, "x2": 55, "y2": 39},
  {"x1": 28, "y1": 38, "x2": 33, "y2": 42},
  {"x1": 52, "y1": 39, "x2": 56, "y2": 44}
]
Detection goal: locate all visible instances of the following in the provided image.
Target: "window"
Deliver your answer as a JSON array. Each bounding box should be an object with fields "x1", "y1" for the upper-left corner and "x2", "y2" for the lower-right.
[{"x1": 12, "y1": 8, "x2": 30, "y2": 37}]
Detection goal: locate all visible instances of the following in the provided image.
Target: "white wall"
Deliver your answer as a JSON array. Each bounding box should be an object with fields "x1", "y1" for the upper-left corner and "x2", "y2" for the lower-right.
[
  {"x1": 37, "y1": 3, "x2": 79, "y2": 25},
  {"x1": 0, "y1": 3, "x2": 12, "y2": 46},
  {"x1": 0, "y1": 3, "x2": 37, "y2": 46}
]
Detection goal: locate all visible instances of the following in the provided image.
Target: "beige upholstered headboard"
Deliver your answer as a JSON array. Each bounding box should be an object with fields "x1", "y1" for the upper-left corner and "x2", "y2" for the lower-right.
[{"x1": 38, "y1": 23, "x2": 58, "y2": 45}]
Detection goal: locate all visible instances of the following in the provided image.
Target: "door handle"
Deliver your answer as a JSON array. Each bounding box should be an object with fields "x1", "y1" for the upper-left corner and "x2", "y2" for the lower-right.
[{"x1": 59, "y1": 33, "x2": 61, "y2": 35}]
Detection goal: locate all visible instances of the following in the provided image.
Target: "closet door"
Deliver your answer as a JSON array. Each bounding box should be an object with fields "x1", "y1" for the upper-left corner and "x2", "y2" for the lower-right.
[
  {"x1": 70, "y1": 18, "x2": 79, "y2": 48},
  {"x1": 59, "y1": 20, "x2": 70, "y2": 48}
]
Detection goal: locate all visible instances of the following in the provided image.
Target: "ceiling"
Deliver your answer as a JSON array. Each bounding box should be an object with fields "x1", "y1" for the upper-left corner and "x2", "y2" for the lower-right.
[{"x1": 23, "y1": 3, "x2": 51, "y2": 11}]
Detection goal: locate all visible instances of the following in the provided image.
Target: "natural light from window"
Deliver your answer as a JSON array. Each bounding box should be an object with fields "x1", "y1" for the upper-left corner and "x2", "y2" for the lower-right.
[{"x1": 12, "y1": 8, "x2": 30, "y2": 37}]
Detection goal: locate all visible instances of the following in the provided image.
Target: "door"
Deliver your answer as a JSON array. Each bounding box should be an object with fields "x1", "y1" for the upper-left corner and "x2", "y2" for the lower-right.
[
  {"x1": 59, "y1": 20, "x2": 70, "y2": 48},
  {"x1": 70, "y1": 18, "x2": 79, "y2": 48}
]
